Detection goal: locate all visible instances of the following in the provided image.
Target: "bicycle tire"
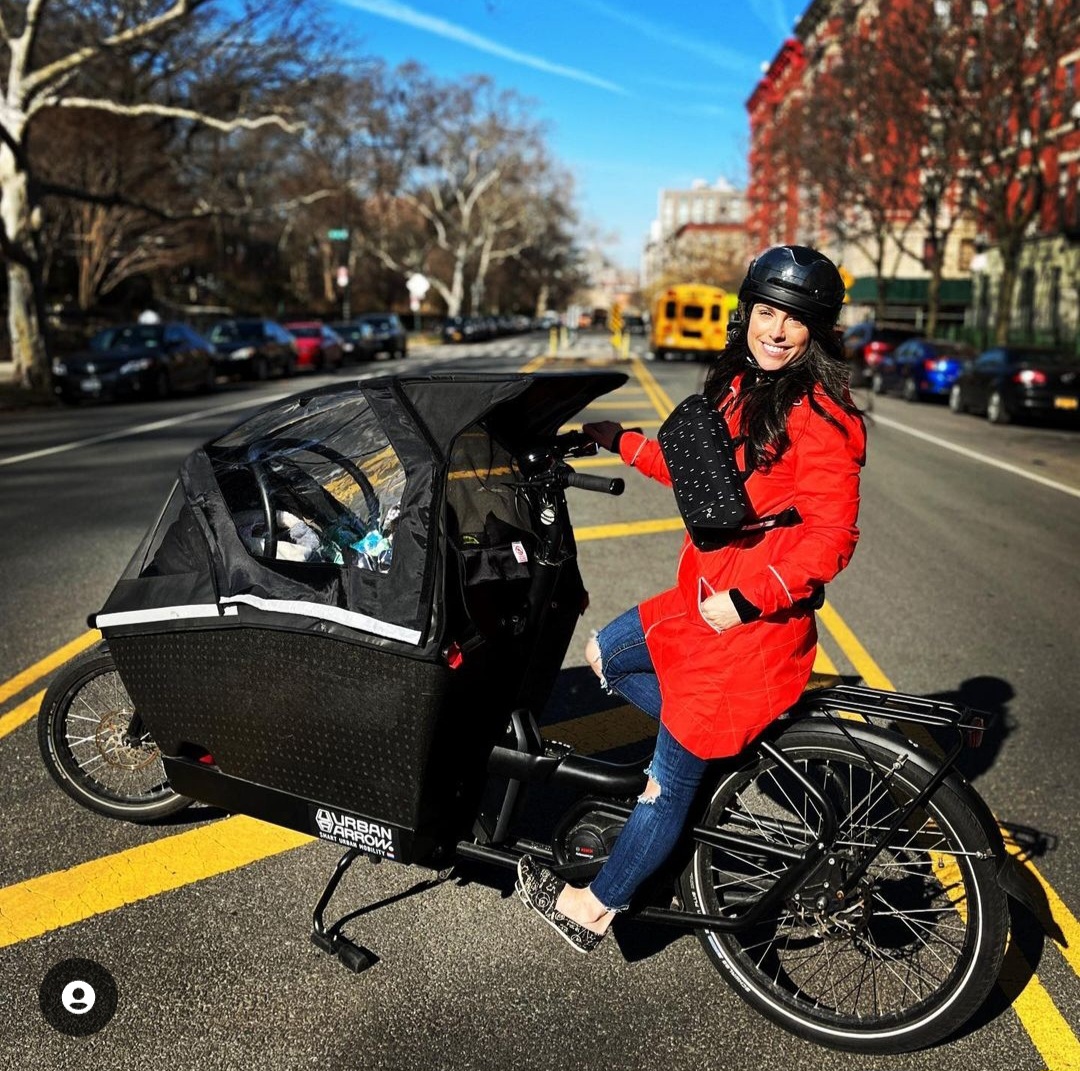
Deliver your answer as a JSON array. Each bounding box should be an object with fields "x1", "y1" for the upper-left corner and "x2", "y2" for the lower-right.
[
  {"x1": 679, "y1": 720, "x2": 1008, "y2": 1053},
  {"x1": 38, "y1": 642, "x2": 192, "y2": 822}
]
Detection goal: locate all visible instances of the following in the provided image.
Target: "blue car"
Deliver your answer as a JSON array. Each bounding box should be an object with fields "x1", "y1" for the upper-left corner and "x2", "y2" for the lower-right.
[{"x1": 870, "y1": 337, "x2": 975, "y2": 401}]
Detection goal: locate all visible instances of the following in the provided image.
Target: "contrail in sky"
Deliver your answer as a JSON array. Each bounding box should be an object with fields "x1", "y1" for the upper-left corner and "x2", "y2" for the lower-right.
[
  {"x1": 573, "y1": 0, "x2": 761, "y2": 76},
  {"x1": 338, "y1": 0, "x2": 629, "y2": 95}
]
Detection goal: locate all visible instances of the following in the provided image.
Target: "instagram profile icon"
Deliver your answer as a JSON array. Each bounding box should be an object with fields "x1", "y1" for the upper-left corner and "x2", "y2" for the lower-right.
[{"x1": 39, "y1": 958, "x2": 117, "y2": 1036}]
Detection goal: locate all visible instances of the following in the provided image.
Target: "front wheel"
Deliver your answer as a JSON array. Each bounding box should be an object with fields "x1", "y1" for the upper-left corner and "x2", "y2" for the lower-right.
[
  {"x1": 679, "y1": 722, "x2": 1008, "y2": 1053},
  {"x1": 38, "y1": 643, "x2": 192, "y2": 822},
  {"x1": 948, "y1": 384, "x2": 966, "y2": 414}
]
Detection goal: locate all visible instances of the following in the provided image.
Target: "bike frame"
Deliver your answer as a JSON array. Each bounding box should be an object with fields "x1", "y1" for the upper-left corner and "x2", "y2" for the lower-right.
[{"x1": 309, "y1": 435, "x2": 1004, "y2": 967}]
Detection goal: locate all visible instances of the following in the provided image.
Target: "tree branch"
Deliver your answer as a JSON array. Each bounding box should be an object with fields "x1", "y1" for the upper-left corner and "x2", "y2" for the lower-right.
[
  {"x1": 23, "y1": 0, "x2": 212, "y2": 98},
  {"x1": 52, "y1": 97, "x2": 302, "y2": 134}
]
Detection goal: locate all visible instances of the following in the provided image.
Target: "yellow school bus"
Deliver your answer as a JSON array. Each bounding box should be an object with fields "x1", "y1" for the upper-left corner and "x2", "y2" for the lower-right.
[{"x1": 650, "y1": 284, "x2": 738, "y2": 361}]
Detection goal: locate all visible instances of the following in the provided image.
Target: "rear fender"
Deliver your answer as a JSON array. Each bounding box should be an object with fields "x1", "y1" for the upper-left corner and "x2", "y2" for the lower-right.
[{"x1": 776, "y1": 716, "x2": 1032, "y2": 907}]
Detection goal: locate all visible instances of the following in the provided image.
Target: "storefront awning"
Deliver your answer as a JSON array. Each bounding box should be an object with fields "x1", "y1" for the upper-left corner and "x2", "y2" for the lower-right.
[{"x1": 847, "y1": 277, "x2": 973, "y2": 306}]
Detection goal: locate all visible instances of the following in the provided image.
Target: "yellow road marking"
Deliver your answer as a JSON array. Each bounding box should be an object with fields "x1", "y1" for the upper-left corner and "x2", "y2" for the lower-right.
[
  {"x1": 0, "y1": 630, "x2": 99, "y2": 707},
  {"x1": 0, "y1": 691, "x2": 44, "y2": 740},
  {"x1": 0, "y1": 816, "x2": 311, "y2": 949},
  {"x1": 629, "y1": 356, "x2": 676, "y2": 415},
  {"x1": 818, "y1": 600, "x2": 1080, "y2": 1070},
  {"x1": 576, "y1": 517, "x2": 685, "y2": 541}
]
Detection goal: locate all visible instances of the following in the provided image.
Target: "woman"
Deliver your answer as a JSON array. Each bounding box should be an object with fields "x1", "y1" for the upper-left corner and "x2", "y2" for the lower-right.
[{"x1": 516, "y1": 245, "x2": 867, "y2": 953}]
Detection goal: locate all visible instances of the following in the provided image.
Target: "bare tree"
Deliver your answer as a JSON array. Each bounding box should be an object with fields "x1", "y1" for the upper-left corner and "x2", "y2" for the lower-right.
[{"x1": 0, "y1": 0, "x2": 319, "y2": 388}]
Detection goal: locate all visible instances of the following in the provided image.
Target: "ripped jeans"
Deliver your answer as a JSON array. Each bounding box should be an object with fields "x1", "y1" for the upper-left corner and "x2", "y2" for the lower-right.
[{"x1": 589, "y1": 606, "x2": 708, "y2": 911}]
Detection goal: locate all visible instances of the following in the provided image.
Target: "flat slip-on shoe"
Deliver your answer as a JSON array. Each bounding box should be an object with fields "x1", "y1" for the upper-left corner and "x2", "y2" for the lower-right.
[{"x1": 516, "y1": 855, "x2": 605, "y2": 955}]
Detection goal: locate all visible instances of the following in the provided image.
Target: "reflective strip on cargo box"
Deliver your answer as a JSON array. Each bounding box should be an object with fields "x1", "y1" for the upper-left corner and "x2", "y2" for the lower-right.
[
  {"x1": 96, "y1": 604, "x2": 240, "y2": 627},
  {"x1": 218, "y1": 593, "x2": 422, "y2": 645}
]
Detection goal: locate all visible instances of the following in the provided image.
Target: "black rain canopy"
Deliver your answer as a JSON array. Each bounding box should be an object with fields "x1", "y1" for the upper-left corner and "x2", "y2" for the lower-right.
[{"x1": 94, "y1": 371, "x2": 627, "y2": 658}]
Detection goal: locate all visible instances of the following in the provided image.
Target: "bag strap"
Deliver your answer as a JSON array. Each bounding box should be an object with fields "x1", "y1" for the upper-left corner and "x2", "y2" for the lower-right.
[{"x1": 735, "y1": 505, "x2": 802, "y2": 534}]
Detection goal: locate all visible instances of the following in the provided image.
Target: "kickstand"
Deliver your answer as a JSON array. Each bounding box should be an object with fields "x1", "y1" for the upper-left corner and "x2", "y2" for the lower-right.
[{"x1": 310, "y1": 847, "x2": 378, "y2": 973}]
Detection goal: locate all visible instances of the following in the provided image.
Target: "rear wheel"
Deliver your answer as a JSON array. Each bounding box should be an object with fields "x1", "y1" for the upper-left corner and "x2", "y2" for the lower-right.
[
  {"x1": 948, "y1": 384, "x2": 967, "y2": 413},
  {"x1": 870, "y1": 372, "x2": 886, "y2": 395},
  {"x1": 679, "y1": 723, "x2": 1008, "y2": 1053},
  {"x1": 987, "y1": 390, "x2": 1010, "y2": 424},
  {"x1": 902, "y1": 377, "x2": 921, "y2": 402},
  {"x1": 37, "y1": 644, "x2": 191, "y2": 822}
]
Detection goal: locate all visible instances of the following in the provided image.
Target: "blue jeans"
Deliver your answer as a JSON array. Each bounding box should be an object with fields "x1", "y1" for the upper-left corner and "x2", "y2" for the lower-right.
[{"x1": 589, "y1": 607, "x2": 709, "y2": 911}]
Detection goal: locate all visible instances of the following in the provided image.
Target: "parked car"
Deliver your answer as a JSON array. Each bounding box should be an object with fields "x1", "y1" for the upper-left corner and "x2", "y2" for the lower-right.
[
  {"x1": 623, "y1": 314, "x2": 647, "y2": 336},
  {"x1": 871, "y1": 337, "x2": 976, "y2": 401},
  {"x1": 282, "y1": 321, "x2": 344, "y2": 371},
  {"x1": 52, "y1": 321, "x2": 216, "y2": 403},
  {"x1": 441, "y1": 316, "x2": 491, "y2": 344},
  {"x1": 841, "y1": 322, "x2": 920, "y2": 386},
  {"x1": 329, "y1": 321, "x2": 378, "y2": 363},
  {"x1": 354, "y1": 312, "x2": 407, "y2": 359},
  {"x1": 948, "y1": 345, "x2": 1080, "y2": 425},
  {"x1": 208, "y1": 318, "x2": 298, "y2": 380}
]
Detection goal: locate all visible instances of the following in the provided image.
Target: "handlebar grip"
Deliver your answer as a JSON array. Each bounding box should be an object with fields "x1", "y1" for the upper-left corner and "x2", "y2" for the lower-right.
[{"x1": 567, "y1": 471, "x2": 625, "y2": 495}]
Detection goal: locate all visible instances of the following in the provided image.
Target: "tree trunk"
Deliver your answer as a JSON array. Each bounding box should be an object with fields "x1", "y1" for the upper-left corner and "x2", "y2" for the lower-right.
[
  {"x1": 0, "y1": 143, "x2": 48, "y2": 388},
  {"x1": 993, "y1": 252, "x2": 1019, "y2": 346},
  {"x1": 926, "y1": 257, "x2": 942, "y2": 337}
]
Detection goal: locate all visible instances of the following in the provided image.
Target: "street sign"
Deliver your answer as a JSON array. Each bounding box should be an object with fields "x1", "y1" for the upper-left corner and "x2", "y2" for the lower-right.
[
  {"x1": 406, "y1": 273, "x2": 430, "y2": 298},
  {"x1": 327, "y1": 228, "x2": 349, "y2": 241}
]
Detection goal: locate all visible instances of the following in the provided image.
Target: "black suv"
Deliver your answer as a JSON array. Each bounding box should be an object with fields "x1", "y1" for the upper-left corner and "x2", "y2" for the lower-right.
[
  {"x1": 355, "y1": 313, "x2": 407, "y2": 360},
  {"x1": 841, "y1": 322, "x2": 919, "y2": 386}
]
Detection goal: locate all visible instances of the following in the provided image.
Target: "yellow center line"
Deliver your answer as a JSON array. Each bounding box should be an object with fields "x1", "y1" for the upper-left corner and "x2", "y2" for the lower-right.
[
  {"x1": 818, "y1": 599, "x2": 1080, "y2": 1069},
  {"x1": 576, "y1": 517, "x2": 685, "y2": 541},
  {"x1": 0, "y1": 816, "x2": 311, "y2": 949},
  {"x1": 629, "y1": 356, "x2": 677, "y2": 416},
  {"x1": 0, "y1": 690, "x2": 45, "y2": 740},
  {"x1": 0, "y1": 629, "x2": 99, "y2": 708}
]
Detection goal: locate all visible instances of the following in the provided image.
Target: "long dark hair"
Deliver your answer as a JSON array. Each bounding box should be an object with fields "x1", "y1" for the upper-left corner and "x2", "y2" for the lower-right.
[{"x1": 703, "y1": 305, "x2": 861, "y2": 473}]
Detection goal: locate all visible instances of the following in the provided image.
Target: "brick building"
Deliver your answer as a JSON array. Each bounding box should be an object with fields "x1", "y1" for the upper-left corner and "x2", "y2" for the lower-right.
[{"x1": 746, "y1": 0, "x2": 1080, "y2": 345}]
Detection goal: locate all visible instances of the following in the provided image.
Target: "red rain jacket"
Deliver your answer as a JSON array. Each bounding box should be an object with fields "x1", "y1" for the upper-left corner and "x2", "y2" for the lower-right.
[{"x1": 618, "y1": 380, "x2": 866, "y2": 759}]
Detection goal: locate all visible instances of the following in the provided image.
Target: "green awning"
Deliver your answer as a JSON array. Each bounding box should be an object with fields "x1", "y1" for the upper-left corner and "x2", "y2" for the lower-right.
[{"x1": 847, "y1": 277, "x2": 973, "y2": 305}]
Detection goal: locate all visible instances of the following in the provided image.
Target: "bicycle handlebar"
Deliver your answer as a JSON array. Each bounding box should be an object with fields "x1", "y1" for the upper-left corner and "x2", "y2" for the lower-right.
[{"x1": 567, "y1": 471, "x2": 625, "y2": 496}]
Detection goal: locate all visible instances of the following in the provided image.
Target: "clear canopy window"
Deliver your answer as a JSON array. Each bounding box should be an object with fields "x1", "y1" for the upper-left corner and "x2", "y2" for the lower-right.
[{"x1": 206, "y1": 395, "x2": 406, "y2": 574}]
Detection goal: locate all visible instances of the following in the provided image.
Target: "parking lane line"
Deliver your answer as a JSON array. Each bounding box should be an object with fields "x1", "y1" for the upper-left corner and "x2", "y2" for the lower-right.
[
  {"x1": 870, "y1": 413, "x2": 1080, "y2": 501},
  {"x1": 0, "y1": 629, "x2": 99, "y2": 709}
]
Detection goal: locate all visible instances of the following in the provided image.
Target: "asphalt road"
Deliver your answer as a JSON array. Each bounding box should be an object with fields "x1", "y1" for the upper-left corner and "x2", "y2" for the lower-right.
[{"x1": 1, "y1": 332, "x2": 1078, "y2": 1070}]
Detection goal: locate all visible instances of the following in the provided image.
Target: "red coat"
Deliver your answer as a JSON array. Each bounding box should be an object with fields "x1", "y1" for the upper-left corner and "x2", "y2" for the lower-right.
[{"x1": 617, "y1": 380, "x2": 866, "y2": 759}]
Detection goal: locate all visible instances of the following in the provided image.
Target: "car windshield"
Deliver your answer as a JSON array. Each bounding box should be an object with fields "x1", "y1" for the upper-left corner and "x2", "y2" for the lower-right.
[
  {"x1": 334, "y1": 325, "x2": 368, "y2": 339},
  {"x1": 211, "y1": 321, "x2": 262, "y2": 343},
  {"x1": 90, "y1": 325, "x2": 163, "y2": 350},
  {"x1": 930, "y1": 343, "x2": 974, "y2": 357},
  {"x1": 288, "y1": 326, "x2": 321, "y2": 339},
  {"x1": 362, "y1": 317, "x2": 393, "y2": 330}
]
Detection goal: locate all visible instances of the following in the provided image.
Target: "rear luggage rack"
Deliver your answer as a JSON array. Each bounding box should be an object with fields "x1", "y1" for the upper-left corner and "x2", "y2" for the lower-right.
[{"x1": 800, "y1": 684, "x2": 989, "y2": 739}]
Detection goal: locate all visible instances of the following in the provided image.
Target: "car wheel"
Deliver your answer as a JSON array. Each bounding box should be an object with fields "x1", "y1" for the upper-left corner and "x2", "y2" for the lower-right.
[
  {"x1": 870, "y1": 372, "x2": 886, "y2": 395},
  {"x1": 987, "y1": 390, "x2": 1010, "y2": 424},
  {"x1": 949, "y1": 384, "x2": 967, "y2": 414},
  {"x1": 902, "y1": 377, "x2": 920, "y2": 402},
  {"x1": 393, "y1": 346, "x2": 405, "y2": 360}
]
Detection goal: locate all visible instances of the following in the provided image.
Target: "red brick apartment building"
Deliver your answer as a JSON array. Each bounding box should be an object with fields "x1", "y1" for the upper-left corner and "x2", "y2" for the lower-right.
[{"x1": 747, "y1": 0, "x2": 1080, "y2": 346}]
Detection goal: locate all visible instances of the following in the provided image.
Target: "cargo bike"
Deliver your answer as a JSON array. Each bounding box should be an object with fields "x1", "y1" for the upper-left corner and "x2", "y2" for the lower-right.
[{"x1": 39, "y1": 371, "x2": 1027, "y2": 1052}]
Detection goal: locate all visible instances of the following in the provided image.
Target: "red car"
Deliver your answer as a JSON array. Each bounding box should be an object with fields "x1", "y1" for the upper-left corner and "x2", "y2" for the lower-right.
[{"x1": 283, "y1": 321, "x2": 345, "y2": 372}]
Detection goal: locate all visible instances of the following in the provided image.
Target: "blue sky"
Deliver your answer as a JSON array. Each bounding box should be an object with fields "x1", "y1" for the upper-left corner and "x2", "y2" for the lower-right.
[{"x1": 329, "y1": 0, "x2": 809, "y2": 271}]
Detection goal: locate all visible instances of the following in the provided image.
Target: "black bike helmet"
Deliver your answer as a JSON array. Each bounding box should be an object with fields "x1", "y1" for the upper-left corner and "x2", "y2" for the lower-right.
[{"x1": 738, "y1": 245, "x2": 846, "y2": 327}]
